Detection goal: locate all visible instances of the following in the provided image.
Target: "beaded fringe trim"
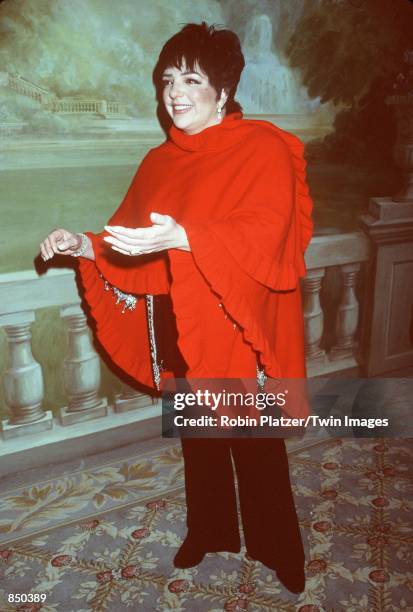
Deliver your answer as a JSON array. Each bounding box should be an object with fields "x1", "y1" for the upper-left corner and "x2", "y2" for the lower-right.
[
  {"x1": 101, "y1": 275, "x2": 265, "y2": 392},
  {"x1": 103, "y1": 279, "x2": 138, "y2": 313},
  {"x1": 145, "y1": 295, "x2": 162, "y2": 391}
]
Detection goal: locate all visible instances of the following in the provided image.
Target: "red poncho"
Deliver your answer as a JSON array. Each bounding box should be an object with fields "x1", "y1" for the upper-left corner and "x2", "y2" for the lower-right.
[{"x1": 77, "y1": 113, "x2": 313, "y2": 416}]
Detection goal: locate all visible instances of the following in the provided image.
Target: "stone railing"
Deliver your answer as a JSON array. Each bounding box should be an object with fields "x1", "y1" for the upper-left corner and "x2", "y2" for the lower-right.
[
  {"x1": 5, "y1": 73, "x2": 53, "y2": 103},
  {"x1": 47, "y1": 98, "x2": 126, "y2": 115},
  {"x1": 106, "y1": 101, "x2": 123, "y2": 114},
  {"x1": 2, "y1": 71, "x2": 127, "y2": 118},
  {"x1": 48, "y1": 99, "x2": 102, "y2": 113},
  {"x1": 0, "y1": 122, "x2": 26, "y2": 138},
  {"x1": 302, "y1": 232, "x2": 370, "y2": 377},
  {"x1": 0, "y1": 269, "x2": 156, "y2": 452},
  {"x1": 0, "y1": 231, "x2": 369, "y2": 449}
]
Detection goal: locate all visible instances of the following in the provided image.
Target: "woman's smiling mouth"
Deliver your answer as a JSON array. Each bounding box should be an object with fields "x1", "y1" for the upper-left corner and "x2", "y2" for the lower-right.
[{"x1": 173, "y1": 104, "x2": 193, "y2": 114}]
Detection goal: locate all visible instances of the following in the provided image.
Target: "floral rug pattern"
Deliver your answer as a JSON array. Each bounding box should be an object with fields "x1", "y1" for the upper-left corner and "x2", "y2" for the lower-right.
[
  {"x1": 0, "y1": 438, "x2": 412, "y2": 611},
  {"x1": 0, "y1": 444, "x2": 184, "y2": 545}
]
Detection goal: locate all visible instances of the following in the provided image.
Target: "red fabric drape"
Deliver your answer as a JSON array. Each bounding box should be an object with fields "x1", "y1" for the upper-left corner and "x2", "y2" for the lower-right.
[{"x1": 77, "y1": 113, "x2": 313, "y2": 416}]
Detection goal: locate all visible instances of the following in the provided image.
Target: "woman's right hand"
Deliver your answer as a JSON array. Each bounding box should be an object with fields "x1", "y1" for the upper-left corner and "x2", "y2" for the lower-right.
[{"x1": 39, "y1": 229, "x2": 82, "y2": 261}]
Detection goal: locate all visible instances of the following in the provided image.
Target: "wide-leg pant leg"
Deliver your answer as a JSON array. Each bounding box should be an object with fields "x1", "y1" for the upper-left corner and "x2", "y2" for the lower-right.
[
  {"x1": 176, "y1": 300, "x2": 304, "y2": 563},
  {"x1": 231, "y1": 437, "x2": 305, "y2": 569},
  {"x1": 180, "y1": 437, "x2": 241, "y2": 549}
]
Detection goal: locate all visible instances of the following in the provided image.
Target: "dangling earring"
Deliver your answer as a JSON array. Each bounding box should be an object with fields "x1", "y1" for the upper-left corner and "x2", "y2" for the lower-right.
[{"x1": 217, "y1": 104, "x2": 222, "y2": 119}]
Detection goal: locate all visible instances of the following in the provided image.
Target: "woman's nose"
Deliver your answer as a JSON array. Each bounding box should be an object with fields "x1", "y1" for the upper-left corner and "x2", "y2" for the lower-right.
[{"x1": 169, "y1": 82, "x2": 183, "y2": 99}]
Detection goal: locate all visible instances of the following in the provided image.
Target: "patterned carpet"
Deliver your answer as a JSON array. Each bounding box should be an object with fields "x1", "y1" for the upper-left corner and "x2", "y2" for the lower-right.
[{"x1": 0, "y1": 437, "x2": 412, "y2": 611}]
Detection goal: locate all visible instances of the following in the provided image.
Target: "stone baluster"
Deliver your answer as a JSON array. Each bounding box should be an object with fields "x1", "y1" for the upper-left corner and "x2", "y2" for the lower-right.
[
  {"x1": 330, "y1": 263, "x2": 361, "y2": 360},
  {"x1": 301, "y1": 268, "x2": 327, "y2": 364},
  {"x1": 0, "y1": 311, "x2": 53, "y2": 439},
  {"x1": 114, "y1": 382, "x2": 155, "y2": 413},
  {"x1": 59, "y1": 305, "x2": 107, "y2": 425}
]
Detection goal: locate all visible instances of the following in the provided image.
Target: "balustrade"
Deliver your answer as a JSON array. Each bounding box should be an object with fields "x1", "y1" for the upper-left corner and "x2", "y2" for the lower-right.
[
  {"x1": 59, "y1": 304, "x2": 108, "y2": 425},
  {"x1": 51, "y1": 99, "x2": 110, "y2": 114},
  {"x1": 0, "y1": 122, "x2": 25, "y2": 138},
  {"x1": 107, "y1": 102, "x2": 118, "y2": 113},
  {"x1": 330, "y1": 263, "x2": 361, "y2": 361},
  {"x1": 114, "y1": 382, "x2": 155, "y2": 413},
  {"x1": 0, "y1": 270, "x2": 158, "y2": 441},
  {"x1": 0, "y1": 310, "x2": 52, "y2": 439},
  {"x1": 7, "y1": 74, "x2": 49, "y2": 103},
  {"x1": 302, "y1": 268, "x2": 327, "y2": 363},
  {"x1": 0, "y1": 231, "x2": 371, "y2": 441},
  {"x1": 301, "y1": 233, "x2": 369, "y2": 376},
  {"x1": 3, "y1": 72, "x2": 124, "y2": 115}
]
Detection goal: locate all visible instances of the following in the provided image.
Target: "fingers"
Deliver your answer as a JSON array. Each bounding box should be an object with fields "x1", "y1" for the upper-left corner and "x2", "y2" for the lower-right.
[
  {"x1": 39, "y1": 229, "x2": 78, "y2": 261},
  {"x1": 40, "y1": 236, "x2": 55, "y2": 261},
  {"x1": 40, "y1": 242, "x2": 50, "y2": 261},
  {"x1": 104, "y1": 235, "x2": 157, "y2": 253},
  {"x1": 105, "y1": 213, "x2": 173, "y2": 237},
  {"x1": 110, "y1": 245, "x2": 133, "y2": 256},
  {"x1": 108, "y1": 244, "x2": 159, "y2": 256},
  {"x1": 104, "y1": 236, "x2": 140, "y2": 249},
  {"x1": 56, "y1": 242, "x2": 69, "y2": 251},
  {"x1": 50, "y1": 232, "x2": 69, "y2": 253},
  {"x1": 105, "y1": 225, "x2": 148, "y2": 239},
  {"x1": 103, "y1": 215, "x2": 176, "y2": 256},
  {"x1": 103, "y1": 236, "x2": 128, "y2": 250},
  {"x1": 104, "y1": 232, "x2": 142, "y2": 246},
  {"x1": 56, "y1": 239, "x2": 73, "y2": 251},
  {"x1": 150, "y1": 212, "x2": 171, "y2": 225}
]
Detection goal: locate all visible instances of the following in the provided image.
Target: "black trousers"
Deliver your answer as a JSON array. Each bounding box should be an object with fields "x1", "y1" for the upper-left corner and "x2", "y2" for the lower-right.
[
  {"x1": 154, "y1": 295, "x2": 305, "y2": 568},
  {"x1": 181, "y1": 436, "x2": 305, "y2": 568}
]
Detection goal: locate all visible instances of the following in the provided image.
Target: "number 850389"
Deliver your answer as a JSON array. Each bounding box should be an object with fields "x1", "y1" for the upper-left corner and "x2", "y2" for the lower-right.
[{"x1": 8, "y1": 593, "x2": 47, "y2": 603}]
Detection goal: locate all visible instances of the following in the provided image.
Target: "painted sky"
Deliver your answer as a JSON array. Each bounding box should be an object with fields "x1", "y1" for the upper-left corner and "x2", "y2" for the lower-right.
[
  {"x1": 0, "y1": 0, "x2": 327, "y2": 131},
  {"x1": 0, "y1": 0, "x2": 223, "y2": 119}
]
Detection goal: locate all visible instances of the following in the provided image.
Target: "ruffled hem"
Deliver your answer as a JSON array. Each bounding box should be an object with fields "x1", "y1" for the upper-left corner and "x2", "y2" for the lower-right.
[
  {"x1": 77, "y1": 257, "x2": 156, "y2": 391},
  {"x1": 170, "y1": 245, "x2": 310, "y2": 418},
  {"x1": 177, "y1": 231, "x2": 283, "y2": 380},
  {"x1": 252, "y1": 119, "x2": 314, "y2": 259},
  {"x1": 207, "y1": 220, "x2": 299, "y2": 291},
  {"x1": 86, "y1": 232, "x2": 170, "y2": 296}
]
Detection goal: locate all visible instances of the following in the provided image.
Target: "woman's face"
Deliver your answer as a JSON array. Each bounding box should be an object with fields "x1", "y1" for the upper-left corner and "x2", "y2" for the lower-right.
[{"x1": 162, "y1": 61, "x2": 226, "y2": 135}]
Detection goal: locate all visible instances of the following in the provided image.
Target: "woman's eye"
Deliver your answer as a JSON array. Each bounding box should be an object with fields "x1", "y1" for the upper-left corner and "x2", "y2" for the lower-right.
[
  {"x1": 162, "y1": 80, "x2": 172, "y2": 87},
  {"x1": 186, "y1": 78, "x2": 200, "y2": 85}
]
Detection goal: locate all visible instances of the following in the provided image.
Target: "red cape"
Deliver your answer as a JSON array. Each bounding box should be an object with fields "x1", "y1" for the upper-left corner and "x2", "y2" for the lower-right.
[{"x1": 77, "y1": 113, "x2": 313, "y2": 416}]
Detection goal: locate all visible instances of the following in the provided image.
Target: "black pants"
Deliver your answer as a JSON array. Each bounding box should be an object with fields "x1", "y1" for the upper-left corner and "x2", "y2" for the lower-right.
[
  {"x1": 154, "y1": 295, "x2": 305, "y2": 568},
  {"x1": 181, "y1": 436, "x2": 305, "y2": 567}
]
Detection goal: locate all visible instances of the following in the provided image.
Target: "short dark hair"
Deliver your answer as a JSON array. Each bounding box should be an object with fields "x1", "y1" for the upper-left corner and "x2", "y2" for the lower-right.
[{"x1": 153, "y1": 22, "x2": 245, "y2": 114}]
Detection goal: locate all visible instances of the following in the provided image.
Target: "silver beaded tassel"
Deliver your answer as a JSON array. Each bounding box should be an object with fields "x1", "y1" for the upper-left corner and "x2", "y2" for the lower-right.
[
  {"x1": 257, "y1": 363, "x2": 267, "y2": 391},
  {"x1": 145, "y1": 295, "x2": 162, "y2": 391}
]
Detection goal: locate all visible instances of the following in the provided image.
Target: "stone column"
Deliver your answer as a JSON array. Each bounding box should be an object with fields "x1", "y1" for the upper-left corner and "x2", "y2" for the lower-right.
[
  {"x1": 330, "y1": 263, "x2": 361, "y2": 361},
  {"x1": 99, "y1": 99, "x2": 108, "y2": 115},
  {"x1": 114, "y1": 382, "x2": 155, "y2": 413},
  {"x1": 302, "y1": 268, "x2": 327, "y2": 365},
  {"x1": 59, "y1": 305, "x2": 107, "y2": 425},
  {"x1": 1, "y1": 311, "x2": 53, "y2": 439}
]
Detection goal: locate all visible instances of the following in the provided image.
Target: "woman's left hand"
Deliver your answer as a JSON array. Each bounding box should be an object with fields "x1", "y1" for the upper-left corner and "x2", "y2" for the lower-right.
[{"x1": 103, "y1": 212, "x2": 190, "y2": 255}]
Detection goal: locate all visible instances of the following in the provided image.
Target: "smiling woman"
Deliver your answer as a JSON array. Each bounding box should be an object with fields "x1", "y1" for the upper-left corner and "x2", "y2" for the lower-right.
[
  {"x1": 39, "y1": 22, "x2": 313, "y2": 595},
  {"x1": 161, "y1": 63, "x2": 227, "y2": 135}
]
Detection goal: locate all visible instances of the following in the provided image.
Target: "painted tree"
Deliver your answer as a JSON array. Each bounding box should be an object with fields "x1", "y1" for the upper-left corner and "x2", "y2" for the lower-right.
[{"x1": 286, "y1": 0, "x2": 413, "y2": 164}]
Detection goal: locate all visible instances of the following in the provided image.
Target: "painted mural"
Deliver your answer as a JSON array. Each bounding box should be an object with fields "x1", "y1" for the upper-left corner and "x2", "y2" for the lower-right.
[
  {"x1": 0, "y1": 0, "x2": 332, "y2": 133},
  {"x1": 0, "y1": 0, "x2": 329, "y2": 275},
  {"x1": 1, "y1": 0, "x2": 410, "y2": 275}
]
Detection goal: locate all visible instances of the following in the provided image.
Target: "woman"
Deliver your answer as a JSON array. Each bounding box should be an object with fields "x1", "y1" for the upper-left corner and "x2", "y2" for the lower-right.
[{"x1": 40, "y1": 22, "x2": 313, "y2": 594}]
